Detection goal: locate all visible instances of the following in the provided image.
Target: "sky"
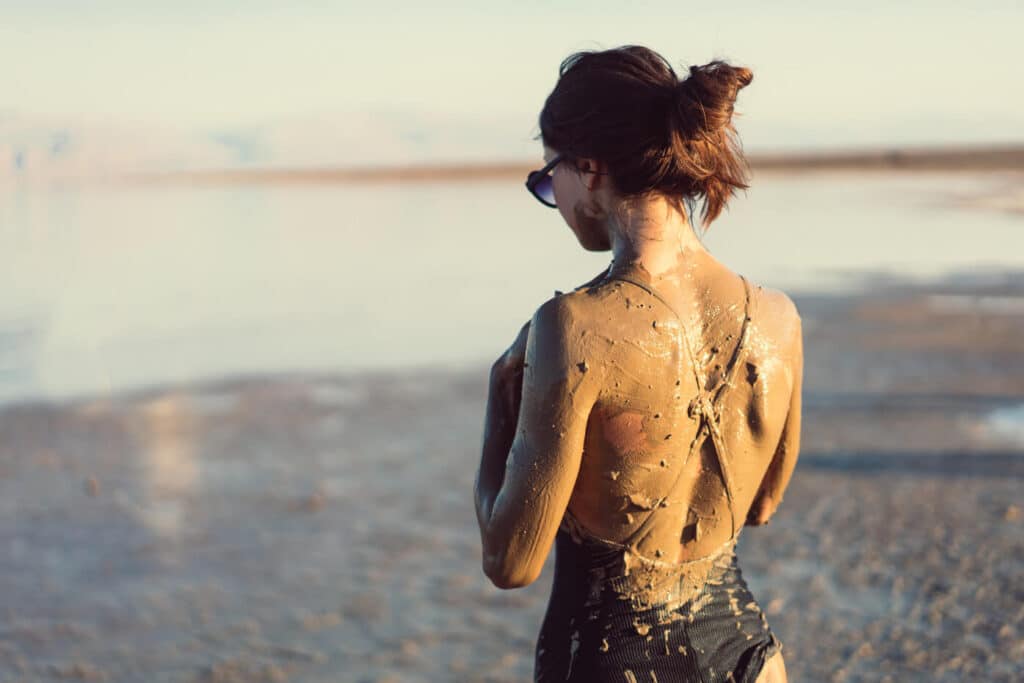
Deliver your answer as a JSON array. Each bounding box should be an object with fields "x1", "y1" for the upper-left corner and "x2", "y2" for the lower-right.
[{"x1": 2, "y1": 1, "x2": 1023, "y2": 173}]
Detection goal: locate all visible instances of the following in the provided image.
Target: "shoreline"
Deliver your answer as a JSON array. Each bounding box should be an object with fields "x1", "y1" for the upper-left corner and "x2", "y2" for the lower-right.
[
  {"x1": 3, "y1": 265, "x2": 1024, "y2": 412},
  {"x1": 125, "y1": 143, "x2": 1024, "y2": 186}
]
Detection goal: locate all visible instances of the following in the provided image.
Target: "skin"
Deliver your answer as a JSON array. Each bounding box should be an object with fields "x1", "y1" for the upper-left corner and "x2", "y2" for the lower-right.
[{"x1": 474, "y1": 145, "x2": 802, "y2": 683}]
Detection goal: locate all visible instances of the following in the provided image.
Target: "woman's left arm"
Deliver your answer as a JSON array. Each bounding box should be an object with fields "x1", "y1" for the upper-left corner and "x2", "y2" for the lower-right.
[{"x1": 474, "y1": 295, "x2": 601, "y2": 589}]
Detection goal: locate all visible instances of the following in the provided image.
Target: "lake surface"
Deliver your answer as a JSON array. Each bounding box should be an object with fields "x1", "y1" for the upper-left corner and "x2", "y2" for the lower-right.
[{"x1": 2, "y1": 171, "x2": 1021, "y2": 404}]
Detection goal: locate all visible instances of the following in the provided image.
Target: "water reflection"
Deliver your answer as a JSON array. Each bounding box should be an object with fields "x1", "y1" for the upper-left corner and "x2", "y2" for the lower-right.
[
  {"x1": 985, "y1": 403, "x2": 1024, "y2": 447},
  {"x1": 134, "y1": 393, "x2": 199, "y2": 542}
]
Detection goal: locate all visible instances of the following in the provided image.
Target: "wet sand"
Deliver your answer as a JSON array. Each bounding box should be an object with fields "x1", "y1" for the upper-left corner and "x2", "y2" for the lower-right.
[{"x1": 1, "y1": 271, "x2": 1023, "y2": 682}]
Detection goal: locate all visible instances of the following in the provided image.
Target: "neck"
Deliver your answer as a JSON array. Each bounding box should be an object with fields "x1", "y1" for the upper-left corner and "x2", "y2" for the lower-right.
[{"x1": 604, "y1": 196, "x2": 709, "y2": 282}]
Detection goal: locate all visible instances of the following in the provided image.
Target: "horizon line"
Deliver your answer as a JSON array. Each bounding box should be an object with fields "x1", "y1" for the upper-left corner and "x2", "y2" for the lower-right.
[{"x1": 124, "y1": 142, "x2": 1024, "y2": 186}]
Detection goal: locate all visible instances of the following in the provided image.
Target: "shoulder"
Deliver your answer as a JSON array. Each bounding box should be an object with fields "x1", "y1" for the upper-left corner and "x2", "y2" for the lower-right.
[
  {"x1": 527, "y1": 288, "x2": 612, "y2": 363},
  {"x1": 530, "y1": 288, "x2": 604, "y2": 336},
  {"x1": 749, "y1": 282, "x2": 802, "y2": 376},
  {"x1": 523, "y1": 291, "x2": 608, "y2": 392},
  {"x1": 754, "y1": 282, "x2": 801, "y2": 325},
  {"x1": 748, "y1": 280, "x2": 803, "y2": 359}
]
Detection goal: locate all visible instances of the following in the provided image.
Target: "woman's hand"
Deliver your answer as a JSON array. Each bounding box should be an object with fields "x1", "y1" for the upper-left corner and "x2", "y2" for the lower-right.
[
  {"x1": 490, "y1": 321, "x2": 531, "y2": 422},
  {"x1": 493, "y1": 321, "x2": 531, "y2": 373},
  {"x1": 745, "y1": 487, "x2": 775, "y2": 527}
]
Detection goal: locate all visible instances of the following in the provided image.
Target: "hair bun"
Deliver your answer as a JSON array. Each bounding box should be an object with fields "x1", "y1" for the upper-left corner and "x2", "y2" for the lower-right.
[{"x1": 674, "y1": 60, "x2": 753, "y2": 135}]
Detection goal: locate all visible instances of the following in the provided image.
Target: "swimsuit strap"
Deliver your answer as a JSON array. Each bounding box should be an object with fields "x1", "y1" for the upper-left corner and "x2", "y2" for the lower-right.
[{"x1": 607, "y1": 274, "x2": 756, "y2": 548}]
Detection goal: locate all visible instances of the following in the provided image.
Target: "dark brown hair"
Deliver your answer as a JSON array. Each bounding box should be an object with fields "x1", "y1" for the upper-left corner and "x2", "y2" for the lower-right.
[{"x1": 538, "y1": 45, "x2": 753, "y2": 227}]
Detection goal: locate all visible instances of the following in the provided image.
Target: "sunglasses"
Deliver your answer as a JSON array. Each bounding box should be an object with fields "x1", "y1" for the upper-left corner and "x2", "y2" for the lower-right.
[{"x1": 525, "y1": 154, "x2": 563, "y2": 208}]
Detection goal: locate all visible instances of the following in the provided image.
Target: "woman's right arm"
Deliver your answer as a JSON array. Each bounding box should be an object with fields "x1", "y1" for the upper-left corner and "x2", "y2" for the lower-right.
[
  {"x1": 474, "y1": 321, "x2": 531, "y2": 532},
  {"x1": 747, "y1": 313, "x2": 803, "y2": 526}
]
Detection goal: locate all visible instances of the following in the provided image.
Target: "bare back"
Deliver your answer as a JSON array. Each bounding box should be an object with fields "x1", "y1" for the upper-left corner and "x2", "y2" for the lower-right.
[{"x1": 562, "y1": 261, "x2": 801, "y2": 564}]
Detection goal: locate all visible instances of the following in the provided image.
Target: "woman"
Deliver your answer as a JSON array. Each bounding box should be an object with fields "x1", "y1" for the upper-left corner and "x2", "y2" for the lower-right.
[{"x1": 474, "y1": 45, "x2": 803, "y2": 683}]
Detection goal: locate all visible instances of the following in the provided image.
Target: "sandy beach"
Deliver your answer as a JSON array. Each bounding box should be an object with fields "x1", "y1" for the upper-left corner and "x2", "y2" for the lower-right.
[{"x1": 0, "y1": 267, "x2": 1022, "y2": 682}]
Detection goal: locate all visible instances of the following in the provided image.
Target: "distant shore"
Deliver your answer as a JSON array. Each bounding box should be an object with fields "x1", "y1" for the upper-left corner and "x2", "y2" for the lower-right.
[{"x1": 129, "y1": 143, "x2": 1024, "y2": 186}]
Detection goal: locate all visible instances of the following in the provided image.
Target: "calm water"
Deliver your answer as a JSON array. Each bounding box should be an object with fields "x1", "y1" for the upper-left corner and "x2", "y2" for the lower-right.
[
  {"x1": 2, "y1": 171, "x2": 1021, "y2": 404},
  {"x1": 986, "y1": 403, "x2": 1024, "y2": 446}
]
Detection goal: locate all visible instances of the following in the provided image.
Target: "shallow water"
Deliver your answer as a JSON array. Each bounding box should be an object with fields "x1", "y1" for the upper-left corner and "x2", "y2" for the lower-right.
[
  {"x1": 2, "y1": 171, "x2": 1022, "y2": 404},
  {"x1": 985, "y1": 403, "x2": 1024, "y2": 447}
]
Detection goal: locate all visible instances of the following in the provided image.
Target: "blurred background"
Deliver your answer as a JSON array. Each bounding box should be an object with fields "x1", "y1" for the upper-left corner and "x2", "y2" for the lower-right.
[{"x1": 1, "y1": 2, "x2": 1022, "y2": 682}]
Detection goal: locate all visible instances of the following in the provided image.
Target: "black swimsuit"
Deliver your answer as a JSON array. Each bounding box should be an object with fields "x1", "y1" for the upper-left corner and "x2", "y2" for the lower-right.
[{"x1": 535, "y1": 275, "x2": 782, "y2": 683}]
